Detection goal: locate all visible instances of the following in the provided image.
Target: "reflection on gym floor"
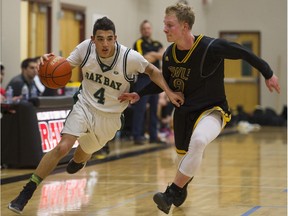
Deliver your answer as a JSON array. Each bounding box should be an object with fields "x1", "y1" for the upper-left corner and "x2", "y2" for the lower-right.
[{"x1": 1, "y1": 127, "x2": 286, "y2": 216}]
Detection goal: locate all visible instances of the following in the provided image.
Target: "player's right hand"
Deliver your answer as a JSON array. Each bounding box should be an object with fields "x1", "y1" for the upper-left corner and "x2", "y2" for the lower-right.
[
  {"x1": 36, "y1": 53, "x2": 55, "y2": 71},
  {"x1": 40, "y1": 53, "x2": 55, "y2": 64}
]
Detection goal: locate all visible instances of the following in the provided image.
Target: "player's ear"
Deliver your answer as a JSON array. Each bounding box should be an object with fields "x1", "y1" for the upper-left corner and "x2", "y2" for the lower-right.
[
  {"x1": 183, "y1": 22, "x2": 190, "y2": 31},
  {"x1": 114, "y1": 35, "x2": 117, "y2": 41},
  {"x1": 90, "y1": 35, "x2": 95, "y2": 42}
]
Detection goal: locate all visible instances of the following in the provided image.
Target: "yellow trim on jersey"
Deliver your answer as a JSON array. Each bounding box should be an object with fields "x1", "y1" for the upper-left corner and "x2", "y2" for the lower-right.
[
  {"x1": 172, "y1": 34, "x2": 204, "y2": 64},
  {"x1": 136, "y1": 39, "x2": 144, "y2": 55},
  {"x1": 176, "y1": 149, "x2": 187, "y2": 155},
  {"x1": 175, "y1": 106, "x2": 231, "y2": 155},
  {"x1": 193, "y1": 106, "x2": 231, "y2": 131}
]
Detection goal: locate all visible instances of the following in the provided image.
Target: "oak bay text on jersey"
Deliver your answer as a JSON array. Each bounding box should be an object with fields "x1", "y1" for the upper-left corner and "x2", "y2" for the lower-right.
[{"x1": 85, "y1": 72, "x2": 122, "y2": 90}]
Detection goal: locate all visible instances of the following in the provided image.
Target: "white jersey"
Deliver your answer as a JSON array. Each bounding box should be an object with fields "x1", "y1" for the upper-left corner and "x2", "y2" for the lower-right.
[{"x1": 67, "y1": 39, "x2": 149, "y2": 113}]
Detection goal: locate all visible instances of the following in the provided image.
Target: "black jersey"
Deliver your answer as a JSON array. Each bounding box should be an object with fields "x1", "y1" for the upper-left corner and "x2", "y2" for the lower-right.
[
  {"x1": 138, "y1": 34, "x2": 273, "y2": 112},
  {"x1": 133, "y1": 37, "x2": 163, "y2": 68}
]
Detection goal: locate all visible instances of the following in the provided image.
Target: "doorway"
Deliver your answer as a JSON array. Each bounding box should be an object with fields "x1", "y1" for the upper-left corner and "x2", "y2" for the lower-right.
[{"x1": 220, "y1": 32, "x2": 261, "y2": 113}]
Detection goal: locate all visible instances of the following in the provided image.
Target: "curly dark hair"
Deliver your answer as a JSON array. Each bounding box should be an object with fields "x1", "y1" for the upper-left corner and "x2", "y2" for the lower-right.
[{"x1": 93, "y1": 17, "x2": 116, "y2": 36}]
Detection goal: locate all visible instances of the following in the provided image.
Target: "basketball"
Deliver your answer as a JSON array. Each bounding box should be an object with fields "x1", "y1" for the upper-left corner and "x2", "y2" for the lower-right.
[{"x1": 38, "y1": 56, "x2": 72, "y2": 89}]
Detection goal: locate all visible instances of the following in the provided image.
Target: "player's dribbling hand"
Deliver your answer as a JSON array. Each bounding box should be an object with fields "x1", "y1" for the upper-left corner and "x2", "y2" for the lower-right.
[
  {"x1": 40, "y1": 53, "x2": 55, "y2": 65},
  {"x1": 37, "y1": 53, "x2": 55, "y2": 71}
]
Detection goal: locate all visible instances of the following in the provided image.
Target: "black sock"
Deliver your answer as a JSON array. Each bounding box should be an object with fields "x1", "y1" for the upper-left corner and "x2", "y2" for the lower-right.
[
  {"x1": 170, "y1": 183, "x2": 183, "y2": 192},
  {"x1": 20, "y1": 181, "x2": 37, "y2": 200},
  {"x1": 183, "y1": 177, "x2": 194, "y2": 188},
  {"x1": 26, "y1": 181, "x2": 37, "y2": 189}
]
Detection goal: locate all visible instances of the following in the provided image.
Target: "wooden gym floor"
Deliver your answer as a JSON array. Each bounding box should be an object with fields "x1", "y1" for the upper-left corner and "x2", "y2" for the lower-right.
[{"x1": 1, "y1": 126, "x2": 287, "y2": 216}]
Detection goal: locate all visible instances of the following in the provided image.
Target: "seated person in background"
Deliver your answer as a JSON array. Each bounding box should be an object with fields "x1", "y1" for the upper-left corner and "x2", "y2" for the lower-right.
[
  {"x1": 0, "y1": 64, "x2": 6, "y2": 102},
  {"x1": 6, "y1": 58, "x2": 40, "y2": 98},
  {"x1": 0, "y1": 64, "x2": 20, "y2": 114}
]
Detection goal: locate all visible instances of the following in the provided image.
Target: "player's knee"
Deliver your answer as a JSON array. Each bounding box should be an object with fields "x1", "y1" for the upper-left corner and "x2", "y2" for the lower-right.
[
  {"x1": 53, "y1": 143, "x2": 71, "y2": 158},
  {"x1": 188, "y1": 136, "x2": 207, "y2": 153}
]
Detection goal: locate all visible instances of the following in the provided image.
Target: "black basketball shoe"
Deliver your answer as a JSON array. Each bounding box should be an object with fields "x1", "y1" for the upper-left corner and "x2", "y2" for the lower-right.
[
  {"x1": 173, "y1": 177, "x2": 193, "y2": 207},
  {"x1": 8, "y1": 181, "x2": 37, "y2": 214},
  {"x1": 66, "y1": 159, "x2": 86, "y2": 174},
  {"x1": 153, "y1": 185, "x2": 181, "y2": 214}
]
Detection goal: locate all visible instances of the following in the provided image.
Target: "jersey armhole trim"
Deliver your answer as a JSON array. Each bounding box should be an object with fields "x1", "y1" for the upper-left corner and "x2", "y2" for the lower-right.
[
  {"x1": 200, "y1": 38, "x2": 223, "y2": 78},
  {"x1": 123, "y1": 48, "x2": 136, "y2": 92},
  {"x1": 123, "y1": 48, "x2": 134, "y2": 82},
  {"x1": 80, "y1": 40, "x2": 93, "y2": 68}
]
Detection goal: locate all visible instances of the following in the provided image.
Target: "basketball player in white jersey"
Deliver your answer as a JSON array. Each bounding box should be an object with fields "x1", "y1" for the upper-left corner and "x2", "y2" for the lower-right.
[{"x1": 8, "y1": 17, "x2": 184, "y2": 214}]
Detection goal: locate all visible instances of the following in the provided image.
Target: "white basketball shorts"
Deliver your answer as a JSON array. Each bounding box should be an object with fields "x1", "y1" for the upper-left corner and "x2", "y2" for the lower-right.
[{"x1": 62, "y1": 99, "x2": 122, "y2": 154}]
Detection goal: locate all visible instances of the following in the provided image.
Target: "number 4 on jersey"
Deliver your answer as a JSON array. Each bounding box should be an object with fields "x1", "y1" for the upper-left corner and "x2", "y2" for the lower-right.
[{"x1": 94, "y1": 87, "x2": 105, "y2": 104}]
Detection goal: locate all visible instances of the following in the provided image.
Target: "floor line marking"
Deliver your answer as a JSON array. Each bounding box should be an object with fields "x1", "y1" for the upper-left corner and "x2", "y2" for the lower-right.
[{"x1": 241, "y1": 206, "x2": 261, "y2": 216}]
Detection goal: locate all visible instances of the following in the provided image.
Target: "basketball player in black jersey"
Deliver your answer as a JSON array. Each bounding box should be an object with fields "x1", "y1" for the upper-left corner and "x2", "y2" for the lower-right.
[{"x1": 119, "y1": 3, "x2": 280, "y2": 214}]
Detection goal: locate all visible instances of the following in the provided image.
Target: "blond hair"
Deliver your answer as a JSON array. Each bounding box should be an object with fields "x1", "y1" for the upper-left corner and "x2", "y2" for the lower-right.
[{"x1": 165, "y1": 3, "x2": 195, "y2": 29}]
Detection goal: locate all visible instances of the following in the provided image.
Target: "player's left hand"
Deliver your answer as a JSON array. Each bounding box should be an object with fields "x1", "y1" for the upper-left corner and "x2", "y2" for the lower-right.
[
  {"x1": 265, "y1": 74, "x2": 280, "y2": 93},
  {"x1": 118, "y1": 92, "x2": 140, "y2": 104}
]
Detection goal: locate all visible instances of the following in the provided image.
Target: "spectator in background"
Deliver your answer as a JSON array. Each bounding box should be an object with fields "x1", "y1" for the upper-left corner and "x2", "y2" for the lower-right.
[
  {"x1": 158, "y1": 92, "x2": 174, "y2": 141},
  {"x1": 0, "y1": 64, "x2": 6, "y2": 102},
  {"x1": 6, "y1": 58, "x2": 40, "y2": 97},
  {"x1": 0, "y1": 64, "x2": 20, "y2": 115},
  {"x1": 132, "y1": 20, "x2": 165, "y2": 145}
]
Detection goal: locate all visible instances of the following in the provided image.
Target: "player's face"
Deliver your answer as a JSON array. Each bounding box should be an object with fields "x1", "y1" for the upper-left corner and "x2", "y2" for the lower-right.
[
  {"x1": 163, "y1": 13, "x2": 184, "y2": 43},
  {"x1": 92, "y1": 30, "x2": 117, "y2": 58}
]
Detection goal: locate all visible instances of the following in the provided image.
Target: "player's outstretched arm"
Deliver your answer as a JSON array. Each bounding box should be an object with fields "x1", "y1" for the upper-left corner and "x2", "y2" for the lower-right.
[
  {"x1": 144, "y1": 63, "x2": 184, "y2": 107},
  {"x1": 265, "y1": 74, "x2": 280, "y2": 93}
]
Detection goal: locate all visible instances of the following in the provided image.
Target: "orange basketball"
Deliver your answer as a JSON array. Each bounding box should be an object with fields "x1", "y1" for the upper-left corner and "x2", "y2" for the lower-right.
[{"x1": 38, "y1": 56, "x2": 72, "y2": 89}]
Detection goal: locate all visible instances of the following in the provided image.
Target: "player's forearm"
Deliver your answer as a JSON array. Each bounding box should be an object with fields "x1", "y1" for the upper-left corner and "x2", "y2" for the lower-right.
[
  {"x1": 137, "y1": 82, "x2": 163, "y2": 97},
  {"x1": 146, "y1": 64, "x2": 167, "y2": 89},
  {"x1": 151, "y1": 73, "x2": 170, "y2": 92},
  {"x1": 213, "y1": 39, "x2": 273, "y2": 79},
  {"x1": 142, "y1": 63, "x2": 168, "y2": 95}
]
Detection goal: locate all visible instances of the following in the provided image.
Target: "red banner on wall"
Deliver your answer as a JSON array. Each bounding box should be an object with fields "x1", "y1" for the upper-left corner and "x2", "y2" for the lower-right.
[{"x1": 37, "y1": 110, "x2": 78, "y2": 152}]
